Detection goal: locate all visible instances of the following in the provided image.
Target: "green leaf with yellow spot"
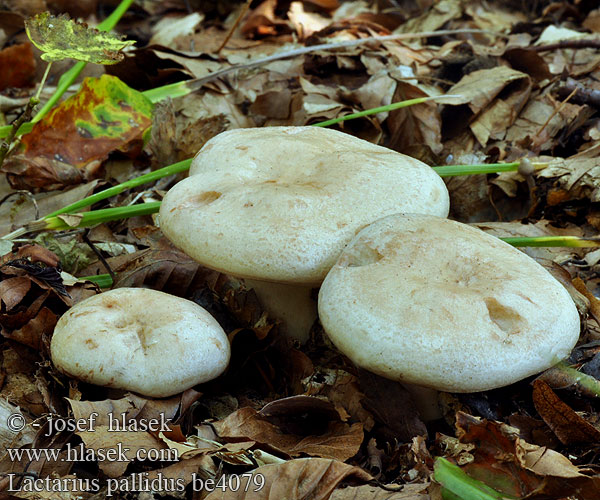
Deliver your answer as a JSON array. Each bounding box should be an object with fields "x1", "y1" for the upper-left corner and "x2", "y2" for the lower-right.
[
  {"x1": 24, "y1": 12, "x2": 135, "y2": 64},
  {"x1": 1, "y1": 75, "x2": 153, "y2": 190}
]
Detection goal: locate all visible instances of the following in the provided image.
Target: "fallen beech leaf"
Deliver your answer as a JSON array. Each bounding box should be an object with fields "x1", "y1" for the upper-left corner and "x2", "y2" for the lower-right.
[
  {"x1": 329, "y1": 482, "x2": 429, "y2": 500},
  {"x1": 213, "y1": 406, "x2": 363, "y2": 461},
  {"x1": 0, "y1": 276, "x2": 31, "y2": 311},
  {"x1": 304, "y1": 369, "x2": 375, "y2": 431},
  {"x1": 515, "y1": 439, "x2": 584, "y2": 478},
  {"x1": 3, "y1": 75, "x2": 153, "y2": 191},
  {"x1": 241, "y1": 0, "x2": 290, "y2": 38},
  {"x1": 532, "y1": 379, "x2": 600, "y2": 445},
  {"x1": 0, "y1": 42, "x2": 36, "y2": 90},
  {"x1": 572, "y1": 277, "x2": 600, "y2": 326},
  {"x1": 17, "y1": 244, "x2": 60, "y2": 267},
  {"x1": 67, "y1": 394, "x2": 149, "y2": 425},
  {"x1": 454, "y1": 412, "x2": 542, "y2": 497},
  {"x1": 387, "y1": 81, "x2": 443, "y2": 157},
  {"x1": 259, "y1": 395, "x2": 341, "y2": 435},
  {"x1": 303, "y1": 0, "x2": 339, "y2": 9},
  {"x1": 204, "y1": 458, "x2": 372, "y2": 500}
]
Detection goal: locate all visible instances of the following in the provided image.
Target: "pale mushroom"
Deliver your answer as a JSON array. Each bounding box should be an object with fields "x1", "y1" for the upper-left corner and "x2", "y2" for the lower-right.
[
  {"x1": 159, "y1": 126, "x2": 450, "y2": 341},
  {"x1": 318, "y1": 213, "x2": 580, "y2": 394},
  {"x1": 50, "y1": 288, "x2": 230, "y2": 398}
]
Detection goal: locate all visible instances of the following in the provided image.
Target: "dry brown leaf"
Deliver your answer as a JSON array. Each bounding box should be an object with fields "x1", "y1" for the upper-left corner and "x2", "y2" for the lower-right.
[
  {"x1": 515, "y1": 439, "x2": 584, "y2": 478},
  {"x1": 398, "y1": 0, "x2": 462, "y2": 33},
  {"x1": 538, "y1": 156, "x2": 600, "y2": 202},
  {"x1": 204, "y1": 458, "x2": 372, "y2": 500},
  {"x1": 532, "y1": 379, "x2": 600, "y2": 445},
  {"x1": 303, "y1": 369, "x2": 375, "y2": 432},
  {"x1": 0, "y1": 276, "x2": 31, "y2": 311},
  {"x1": 66, "y1": 394, "x2": 149, "y2": 425},
  {"x1": 387, "y1": 81, "x2": 442, "y2": 157},
  {"x1": 572, "y1": 277, "x2": 600, "y2": 326},
  {"x1": 17, "y1": 244, "x2": 60, "y2": 267},
  {"x1": 213, "y1": 406, "x2": 363, "y2": 461},
  {"x1": 241, "y1": 0, "x2": 290, "y2": 38},
  {"x1": 329, "y1": 482, "x2": 430, "y2": 500}
]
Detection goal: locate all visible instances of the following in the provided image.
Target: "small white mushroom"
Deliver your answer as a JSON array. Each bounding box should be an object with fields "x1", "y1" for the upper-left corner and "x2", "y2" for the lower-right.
[
  {"x1": 50, "y1": 288, "x2": 230, "y2": 398},
  {"x1": 159, "y1": 126, "x2": 450, "y2": 341},
  {"x1": 318, "y1": 213, "x2": 580, "y2": 393}
]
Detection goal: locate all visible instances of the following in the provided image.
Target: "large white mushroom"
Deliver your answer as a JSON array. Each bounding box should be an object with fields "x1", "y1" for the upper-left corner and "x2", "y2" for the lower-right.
[
  {"x1": 318, "y1": 213, "x2": 580, "y2": 394},
  {"x1": 159, "y1": 126, "x2": 450, "y2": 341},
  {"x1": 50, "y1": 288, "x2": 230, "y2": 398}
]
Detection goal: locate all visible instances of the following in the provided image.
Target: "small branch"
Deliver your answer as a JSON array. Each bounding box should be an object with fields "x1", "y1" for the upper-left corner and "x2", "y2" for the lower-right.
[
  {"x1": 184, "y1": 29, "x2": 507, "y2": 94},
  {"x1": 82, "y1": 230, "x2": 116, "y2": 285},
  {"x1": 216, "y1": 0, "x2": 253, "y2": 54},
  {"x1": 35, "y1": 62, "x2": 53, "y2": 102},
  {"x1": 532, "y1": 38, "x2": 600, "y2": 52},
  {"x1": 557, "y1": 77, "x2": 600, "y2": 108},
  {"x1": 0, "y1": 97, "x2": 37, "y2": 169}
]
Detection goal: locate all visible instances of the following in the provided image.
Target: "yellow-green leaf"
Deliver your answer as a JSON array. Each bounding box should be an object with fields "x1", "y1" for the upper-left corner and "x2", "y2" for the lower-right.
[{"x1": 24, "y1": 12, "x2": 135, "y2": 64}]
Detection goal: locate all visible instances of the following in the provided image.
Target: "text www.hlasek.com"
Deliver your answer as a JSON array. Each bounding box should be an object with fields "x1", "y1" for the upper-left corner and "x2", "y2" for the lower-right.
[{"x1": 7, "y1": 442, "x2": 178, "y2": 463}]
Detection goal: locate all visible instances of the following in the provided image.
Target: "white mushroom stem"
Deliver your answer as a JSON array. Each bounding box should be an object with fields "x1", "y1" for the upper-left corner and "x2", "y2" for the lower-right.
[
  {"x1": 243, "y1": 279, "x2": 318, "y2": 343},
  {"x1": 401, "y1": 384, "x2": 442, "y2": 421}
]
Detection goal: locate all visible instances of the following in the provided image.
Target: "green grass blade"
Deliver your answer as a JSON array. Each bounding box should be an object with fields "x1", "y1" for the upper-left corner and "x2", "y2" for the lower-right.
[
  {"x1": 78, "y1": 273, "x2": 113, "y2": 288},
  {"x1": 143, "y1": 80, "x2": 195, "y2": 103},
  {"x1": 434, "y1": 162, "x2": 519, "y2": 176},
  {"x1": 501, "y1": 236, "x2": 600, "y2": 248},
  {"x1": 46, "y1": 157, "x2": 532, "y2": 219},
  {"x1": 43, "y1": 201, "x2": 161, "y2": 231},
  {"x1": 434, "y1": 162, "x2": 547, "y2": 177},
  {"x1": 434, "y1": 457, "x2": 516, "y2": 500},
  {"x1": 45, "y1": 159, "x2": 192, "y2": 217},
  {"x1": 311, "y1": 96, "x2": 450, "y2": 128}
]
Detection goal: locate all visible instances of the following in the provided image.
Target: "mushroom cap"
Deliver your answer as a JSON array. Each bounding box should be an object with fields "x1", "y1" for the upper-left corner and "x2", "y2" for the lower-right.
[
  {"x1": 318, "y1": 214, "x2": 580, "y2": 393},
  {"x1": 50, "y1": 288, "x2": 230, "y2": 397},
  {"x1": 159, "y1": 126, "x2": 449, "y2": 285}
]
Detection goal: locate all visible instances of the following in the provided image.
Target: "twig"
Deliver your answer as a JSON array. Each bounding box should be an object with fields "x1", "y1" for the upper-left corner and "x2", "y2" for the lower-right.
[
  {"x1": 537, "y1": 86, "x2": 577, "y2": 138},
  {"x1": 216, "y1": 0, "x2": 253, "y2": 54},
  {"x1": 532, "y1": 38, "x2": 600, "y2": 52},
  {"x1": 82, "y1": 230, "x2": 116, "y2": 285},
  {"x1": 185, "y1": 29, "x2": 507, "y2": 93},
  {"x1": 0, "y1": 190, "x2": 40, "y2": 219},
  {"x1": 0, "y1": 98, "x2": 37, "y2": 169},
  {"x1": 557, "y1": 77, "x2": 600, "y2": 108}
]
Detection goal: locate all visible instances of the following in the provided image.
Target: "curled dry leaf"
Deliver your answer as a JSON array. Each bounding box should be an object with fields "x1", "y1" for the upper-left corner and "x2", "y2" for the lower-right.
[
  {"x1": 204, "y1": 458, "x2": 372, "y2": 500},
  {"x1": 0, "y1": 251, "x2": 98, "y2": 351},
  {"x1": 532, "y1": 379, "x2": 600, "y2": 445},
  {"x1": 213, "y1": 405, "x2": 363, "y2": 461},
  {"x1": 303, "y1": 369, "x2": 375, "y2": 432}
]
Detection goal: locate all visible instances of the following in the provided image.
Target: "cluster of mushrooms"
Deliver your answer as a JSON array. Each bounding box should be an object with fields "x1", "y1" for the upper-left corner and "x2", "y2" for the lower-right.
[{"x1": 51, "y1": 127, "x2": 580, "y2": 417}]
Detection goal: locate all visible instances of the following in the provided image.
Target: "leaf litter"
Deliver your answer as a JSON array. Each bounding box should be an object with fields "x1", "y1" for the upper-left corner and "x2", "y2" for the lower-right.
[{"x1": 3, "y1": 1, "x2": 600, "y2": 499}]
